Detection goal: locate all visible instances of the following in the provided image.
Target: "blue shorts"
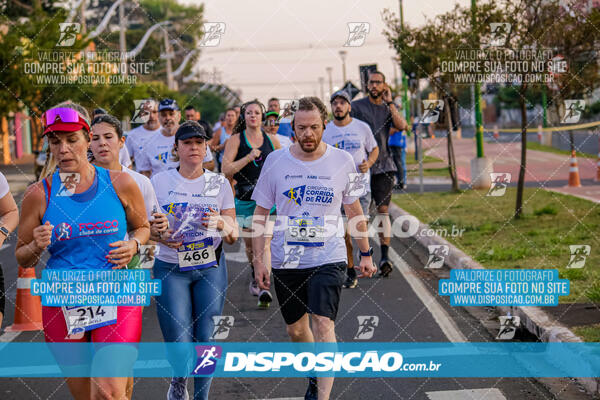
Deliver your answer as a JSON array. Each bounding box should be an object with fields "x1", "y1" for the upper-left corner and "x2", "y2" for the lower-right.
[{"x1": 235, "y1": 198, "x2": 276, "y2": 229}]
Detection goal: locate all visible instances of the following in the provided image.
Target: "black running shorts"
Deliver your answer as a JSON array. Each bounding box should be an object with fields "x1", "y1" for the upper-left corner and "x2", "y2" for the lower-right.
[
  {"x1": 272, "y1": 262, "x2": 346, "y2": 325},
  {"x1": 370, "y1": 172, "x2": 395, "y2": 207}
]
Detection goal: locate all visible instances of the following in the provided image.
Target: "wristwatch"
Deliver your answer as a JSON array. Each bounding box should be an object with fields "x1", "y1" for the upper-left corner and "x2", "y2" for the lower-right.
[
  {"x1": 386, "y1": 101, "x2": 395, "y2": 107},
  {"x1": 0, "y1": 226, "x2": 9, "y2": 238},
  {"x1": 359, "y1": 247, "x2": 374, "y2": 257}
]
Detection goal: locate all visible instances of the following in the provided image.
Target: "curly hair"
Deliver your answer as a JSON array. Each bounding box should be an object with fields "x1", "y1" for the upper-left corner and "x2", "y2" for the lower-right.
[{"x1": 291, "y1": 97, "x2": 328, "y2": 129}]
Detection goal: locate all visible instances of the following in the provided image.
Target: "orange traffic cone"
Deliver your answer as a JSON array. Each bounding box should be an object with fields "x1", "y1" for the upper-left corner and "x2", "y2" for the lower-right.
[
  {"x1": 5, "y1": 266, "x2": 43, "y2": 332},
  {"x1": 493, "y1": 125, "x2": 499, "y2": 140},
  {"x1": 537, "y1": 125, "x2": 543, "y2": 143},
  {"x1": 568, "y1": 150, "x2": 582, "y2": 188}
]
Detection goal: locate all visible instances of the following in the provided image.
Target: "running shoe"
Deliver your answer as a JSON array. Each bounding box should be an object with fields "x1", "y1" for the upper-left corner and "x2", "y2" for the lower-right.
[
  {"x1": 305, "y1": 377, "x2": 318, "y2": 400},
  {"x1": 379, "y1": 258, "x2": 393, "y2": 278},
  {"x1": 258, "y1": 289, "x2": 273, "y2": 308},
  {"x1": 344, "y1": 267, "x2": 358, "y2": 289},
  {"x1": 249, "y1": 280, "x2": 260, "y2": 296},
  {"x1": 167, "y1": 377, "x2": 189, "y2": 400}
]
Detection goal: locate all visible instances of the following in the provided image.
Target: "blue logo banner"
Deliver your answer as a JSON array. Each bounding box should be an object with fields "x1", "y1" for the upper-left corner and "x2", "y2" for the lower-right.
[{"x1": 1, "y1": 342, "x2": 600, "y2": 378}]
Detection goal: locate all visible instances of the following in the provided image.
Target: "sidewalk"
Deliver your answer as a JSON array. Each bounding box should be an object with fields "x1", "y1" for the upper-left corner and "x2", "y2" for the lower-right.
[{"x1": 422, "y1": 137, "x2": 600, "y2": 201}]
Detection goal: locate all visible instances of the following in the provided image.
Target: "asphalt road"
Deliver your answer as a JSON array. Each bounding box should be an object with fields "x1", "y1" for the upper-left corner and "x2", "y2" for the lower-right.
[{"x1": 0, "y1": 189, "x2": 595, "y2": 400}]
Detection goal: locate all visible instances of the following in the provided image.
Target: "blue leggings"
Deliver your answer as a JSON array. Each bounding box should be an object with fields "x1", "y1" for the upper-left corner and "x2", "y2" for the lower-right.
[{"x1": 153, "y1": 250, "x2": 228, "y2": 400}]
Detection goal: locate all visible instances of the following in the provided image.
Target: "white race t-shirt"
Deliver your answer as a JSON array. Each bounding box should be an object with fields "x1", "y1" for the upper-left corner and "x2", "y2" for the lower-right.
[
  {"x1": 151, "y1": 169, "x2": 235, "y2": 263},
  {"x1": 252, "y1": 145, "x2": 359, "y2": 270},
  {"x1": 136, "y1": 131, "x2": 213, "y2": 177},
  {"x1": 276, "y1": 134, "x2": 293, "y2": 148},
  {"x1": 323, "y1": 119, "x2": 377, "y2": 193},
  {"x1": 122, "y1": 166, "x2": 159, "y2": 218},
  {"x1": 323, "y1": 119, "x2": 377, "y2": 167},
  {"x1": 0, "y1": 172, "x2": 9, "y2": 198},
  {"x1": 119, "y1": 146, "x2": 132, "y2": 168},
  {"x1": 125, "y1": 125, "x2": 161, "y2": 167}
]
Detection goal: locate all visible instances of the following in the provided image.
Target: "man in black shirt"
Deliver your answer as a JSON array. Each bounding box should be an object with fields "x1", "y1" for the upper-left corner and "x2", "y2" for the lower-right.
[{"x1": 350, "y1": 70, "x2": 408, "y2": 277}]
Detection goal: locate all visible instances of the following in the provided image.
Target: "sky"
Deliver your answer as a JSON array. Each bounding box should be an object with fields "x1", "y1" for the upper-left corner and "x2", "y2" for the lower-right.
[{"x1": 180, "y1": 0, "x2": 470, "y2": 103}]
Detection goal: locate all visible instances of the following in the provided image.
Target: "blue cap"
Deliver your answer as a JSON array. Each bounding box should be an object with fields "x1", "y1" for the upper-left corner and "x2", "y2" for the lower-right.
[{"x1": 159, "y1": 99, "x2": 179, "y2": 111}]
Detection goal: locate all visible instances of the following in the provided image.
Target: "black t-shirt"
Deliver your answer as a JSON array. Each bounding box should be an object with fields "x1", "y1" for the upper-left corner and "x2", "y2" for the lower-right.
[
  {"x1": 233, "y1": 130, "x2": 275, "y2": 200},
  {"x1": 199, "y1": 120, "x2": 213, "y2": 139},
  {"x1": 350, "y1": 97, "x2": 396, "y2": 174}
]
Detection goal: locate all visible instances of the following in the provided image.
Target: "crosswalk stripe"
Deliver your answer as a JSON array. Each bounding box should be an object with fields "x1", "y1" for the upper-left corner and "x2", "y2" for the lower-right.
[{"x1": 426, "y1": 388, "x2": 506, "y2": 399}]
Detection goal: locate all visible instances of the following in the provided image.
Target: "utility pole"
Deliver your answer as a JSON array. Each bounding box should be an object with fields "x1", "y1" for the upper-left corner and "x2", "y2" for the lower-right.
[
  {"x1": 472, "y1": 0, "x2": 484, "y2": 158},
  {"x1": 470, "y1": 0, "x2": 492, "y2": 189}
]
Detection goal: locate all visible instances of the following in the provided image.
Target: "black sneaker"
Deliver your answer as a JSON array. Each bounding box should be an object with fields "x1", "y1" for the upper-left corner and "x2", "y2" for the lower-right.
[
  {"x1": 258, "y1": 289, "x2": 272, "y2": 308},
  {"x1": 379, "y1": 258, "x2": 393, "y2": 277},
  {"x1": 167, "y1": 377, "x2": 189, "y2": 400},
  {"x1": 344, "y1": 267, "x2": 358, "y2": 289},
  {"x1": 305, "y1": 377, "x2": 318, "y2": 400}
]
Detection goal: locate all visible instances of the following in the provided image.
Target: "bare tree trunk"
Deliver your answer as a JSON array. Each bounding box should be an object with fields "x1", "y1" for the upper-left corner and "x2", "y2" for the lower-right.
[
  {"x1": 515, "y1": 84, "x2": 528, "y2": 219},
  {"x1": 445, "y1": 96, "x2": 459, "y2": 192}
]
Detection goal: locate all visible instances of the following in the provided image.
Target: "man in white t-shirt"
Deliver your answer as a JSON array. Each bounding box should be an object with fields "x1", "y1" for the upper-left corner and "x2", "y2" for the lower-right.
[
  {"x1": 137, "y1": 99, "x2": 214, "y2": 177},
  {"x1": 119, "y1": 145, "x2": 132, "y2": 169},
  {"x1": 125, "y1": 99, "x2": 161, "y2": 170},
  {"x1": 251, "y1": 97, "x2": 376, "y2": 400},
  {"x1": 323, "y1": 90, "x2": 379, "y2": 289}
]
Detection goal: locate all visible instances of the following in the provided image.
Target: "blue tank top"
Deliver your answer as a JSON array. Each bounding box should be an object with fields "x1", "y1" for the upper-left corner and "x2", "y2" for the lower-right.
[
  {"x1": 218, "y1": 126, "x2": 231, "y2": 163},
  {"x1": 42, "y1": 166, "x2": 127, "y2": 269}
]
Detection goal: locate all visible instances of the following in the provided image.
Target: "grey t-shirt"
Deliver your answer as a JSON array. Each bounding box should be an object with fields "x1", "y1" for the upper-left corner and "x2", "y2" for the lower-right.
[{"x1": 350, "y1": 97, "x2": 396, "y2": 175}]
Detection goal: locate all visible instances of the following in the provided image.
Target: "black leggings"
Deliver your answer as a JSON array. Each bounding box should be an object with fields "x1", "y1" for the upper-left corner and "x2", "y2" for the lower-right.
[{"x1": 0, "y1": 264, "x2": 4, "y2": 315}]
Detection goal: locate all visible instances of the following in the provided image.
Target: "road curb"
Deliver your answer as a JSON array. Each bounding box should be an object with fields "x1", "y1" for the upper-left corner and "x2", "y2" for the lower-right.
[{"x1": 388, "y1": 202, "x2": 600, "y2": 396}]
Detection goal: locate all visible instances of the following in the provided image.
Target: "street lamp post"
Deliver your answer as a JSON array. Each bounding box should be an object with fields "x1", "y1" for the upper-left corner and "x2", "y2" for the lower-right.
[
  {"x1": 326, "y1": 67, "x2": 333, "y2": 96},
  {"x1": 318, "y1": 77, "x2": 325, "y2": 103},
  {"x1": 339, "y1": 50, "x2": 347, "y2": 84}
]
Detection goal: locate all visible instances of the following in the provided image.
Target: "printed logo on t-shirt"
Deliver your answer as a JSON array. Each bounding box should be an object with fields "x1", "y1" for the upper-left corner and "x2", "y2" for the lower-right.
[
  {"x1": 282, "y1": 185, "x2": 334, "y2": 206},
  {"x1": 334, "y1": 140, "x2": 360, "y2": 151},
  {"x1": 283, "y1": 185, "x2": 306, "y2": 206},
  {"x1": 55, "y1": 222, "x2": 72, "y2": 240},
  {"x1": 155, "y1": 151, "x2": 170, "y2": 164}
]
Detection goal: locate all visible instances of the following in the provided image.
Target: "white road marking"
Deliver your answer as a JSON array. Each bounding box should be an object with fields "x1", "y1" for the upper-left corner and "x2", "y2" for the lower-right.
[
  {"x1": 426, "y1": 388, "x2": 506, "y2": 399},
  {"x1": 387, "y1": 245, "x2": 467, "y2": 342},
  {"x1": 0, "y1": 331, "x2": 21, "y2": 343},
  {"x1": 258, "y1": 398, "x2": 302, "y2": 400}
]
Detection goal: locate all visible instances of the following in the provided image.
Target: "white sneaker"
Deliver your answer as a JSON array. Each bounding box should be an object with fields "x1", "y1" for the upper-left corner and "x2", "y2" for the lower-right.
[{"x1": 249, "y1": 280, "x2": 260, "y2": 296}]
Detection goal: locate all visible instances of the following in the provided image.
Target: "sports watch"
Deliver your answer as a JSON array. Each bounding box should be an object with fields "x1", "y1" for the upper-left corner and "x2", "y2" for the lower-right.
[{"x1": 359, "y1": 247, "x2": 374, "y2": 257}]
